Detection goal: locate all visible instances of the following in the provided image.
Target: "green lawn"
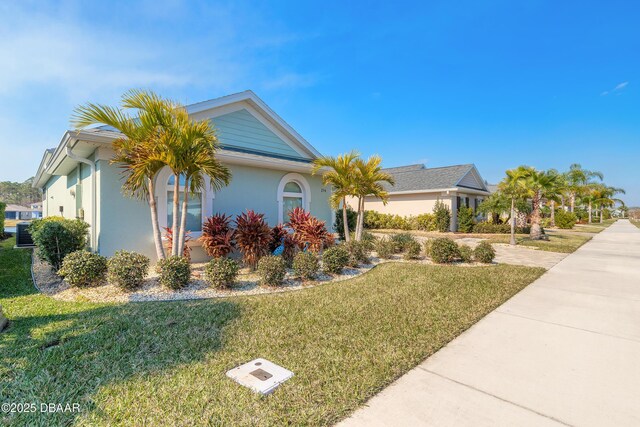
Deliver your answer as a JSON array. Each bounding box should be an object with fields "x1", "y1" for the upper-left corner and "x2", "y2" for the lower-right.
[{"x1": 1, "y1": 237, "x2": 544, "y2": 426}]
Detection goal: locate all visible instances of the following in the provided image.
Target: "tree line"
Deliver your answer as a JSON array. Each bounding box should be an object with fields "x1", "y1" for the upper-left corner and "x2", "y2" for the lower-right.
[{"x1": 0, "y1": 178, "x2": 42, "y2": 206}]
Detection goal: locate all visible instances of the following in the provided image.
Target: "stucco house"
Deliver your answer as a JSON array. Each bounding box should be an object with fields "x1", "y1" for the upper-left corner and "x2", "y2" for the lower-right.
[
  {"x1": 4, "y1": 204, "x2": 34, "y2": 220},
  {"x1": 33, "y1": 91, "x2": 334, "y2": 262},
  {"x1": 359, "y1": 163, "x2": 491, "y2": 231}
]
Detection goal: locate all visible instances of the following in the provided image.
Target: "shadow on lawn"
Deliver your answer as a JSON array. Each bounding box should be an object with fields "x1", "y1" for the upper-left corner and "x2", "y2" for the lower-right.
[{"x1": 1, "y1": 285, "x2": 241, "y2": 426}]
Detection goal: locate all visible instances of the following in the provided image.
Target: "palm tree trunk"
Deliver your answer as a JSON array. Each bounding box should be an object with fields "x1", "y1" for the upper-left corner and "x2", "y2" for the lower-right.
[
  {"x1": 147, "y1": 178, "x2": 165, "y2": 260},
  {"x1": 171, "y1": 174, "x2": 180, "y2": 256},
  {"x1": 510, "y1": 197, "x2": 516, "y2": 246},
  {"x1": 529, "y1": 193, "x2": 545, "y2": 240},
  {"x1": 588, "y1": 201, "x2": 592, "y2": 223},
  {"x1": 342, "y1": 198, "x2": 350, "y2": 243},
  {"x1": 177, "y1": 187, "x2": 189, "y2": 257},
  {"x1": 561, "y1": 195, "x2": 565, "y2": 210},
  {"x1": 355, "y1": 197, "x2": 364, "y2": 241},
  {"x1": 570, "y1": 193, "x2": 575, "y2": 213},
  {"x1": 550, "y1": 200, "x2": 556, "y2": 227},
  {"x1": 600, "y1": 204, "x2": 604, "y2": 223}
]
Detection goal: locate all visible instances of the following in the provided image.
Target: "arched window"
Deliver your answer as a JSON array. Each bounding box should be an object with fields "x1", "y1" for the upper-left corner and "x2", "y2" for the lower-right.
[
  {"x1": 277, "y1": 173, "x2": 311, "y2": 223},
  {"x1": 166, "y1": 174, "x2": 203, "y2": 232}
]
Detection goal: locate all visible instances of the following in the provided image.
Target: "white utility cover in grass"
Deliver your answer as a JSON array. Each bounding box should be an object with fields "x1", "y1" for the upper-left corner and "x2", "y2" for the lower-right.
[{"x1": 226, "y1": 358, "x2": 294, "y2": 395}]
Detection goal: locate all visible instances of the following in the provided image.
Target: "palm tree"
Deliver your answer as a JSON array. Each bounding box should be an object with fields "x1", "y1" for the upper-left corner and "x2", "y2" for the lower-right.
[
  {"x1": 498, "y1": 166, "x2": 529, "y2": 245},
  {"x1": 545, "y1": 169, "x2": 565, "y2": 227},
  {"x1": 592, "y1": 185, "x2": 626, "y2": 223},
  {"x1": 168, "y1": 108, "x2": 231, "y2": 256},
  {"x1": 71, "y1": 89, "x2": 175, "y2": 260},
  {"x1": 353, "y1": 156, "x2": 395, "y2": 241},
  {"x1": 311, "y1": 151, "x2": 359, "y2": 242},
  {"x1": 477, "y1": 192, "x2": 510, "y2": 224},
  {"x1": 565, "y1": 164, "x2": 603, "y2": 213},
  {"x1": 520, "y1": 168, "x2": 561, "y2": 240}
]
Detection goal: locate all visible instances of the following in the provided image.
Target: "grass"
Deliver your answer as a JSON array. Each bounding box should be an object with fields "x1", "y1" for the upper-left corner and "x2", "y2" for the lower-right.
[{"x1": 0, "y1": 237, "x2": 544, "y2": 426}]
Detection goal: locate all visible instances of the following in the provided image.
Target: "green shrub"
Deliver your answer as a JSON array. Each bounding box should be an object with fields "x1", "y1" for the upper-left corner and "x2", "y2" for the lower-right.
[
  {"x1": 204, "y1": 257, "x2": 239, "y2": 289},
  {"x1": 457, "y1": 206, "x2": 475, "y2": 233},
  {"x1": 58, "y1": 250, "x2": 107, "y2": 287},
  {"x1": 473, "y1": 222, "x2": 530, "y2": 234},
  {"x1": 343, "y1": 240, "x2": 369, "y2": 267},
  {"x1": 375, "y1": 237, "x2": 395, "y2": 259},
  {"x1": 363, "y1": 211, "x2": 411, "y2": 230},
  {"x1": 403, "y1": 240, "x2": 422, "y2": 260},
  {"x1": 0, "y1": 202, "x2": 5, "y2": 238},
  {"x1": 158, "y1": 256, "x2": 191, "y2": 290},
  {"x1": 554, "y1": 210, "x2": 577, "y2": 229},
  {"x1": 257, "y1": 255, "x2": 287, "y2": 286},
  {"x1": 107, "y1": 250, "x2": 149, "y2": 290},
  {"x1": 433, "y1": 201, "x2": 451, "y2": 232},
  {"x1": 292, "y1": 252, "x2": 319, "y2": 280},
  {"x1": 459, "y1": 244, "x2": 473, "y2": 263},
  {"x1": 334, "y1": 205, "x2": 357, "y2": 239},
  {"x1": 359, "y1": 231, "x2": 377, "y2": 251},
  {"x1": 428, "y1": 237, "x2": 460, "y2": 263},
  {"x1": 474, "y1": 241, "x2": 496, "y2": 263},
  {"x1": 322, "y1": 246, "x2": 350, "y2": 274},
  {"x1": 423, "y1": 239, "x2": 434, "y2": 257},
  {"x1": 414, "y1": 213, "x2": 437, "y2": 231},
  {"x1": 29, "y1": 217, "x2": 90, "y2": 270},
  {"x1": 390, "y1": 233, "x2": 416, "y2": 253}
]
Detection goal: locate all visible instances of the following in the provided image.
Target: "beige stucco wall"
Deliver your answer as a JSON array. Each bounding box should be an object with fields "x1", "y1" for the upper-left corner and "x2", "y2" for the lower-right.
[{"x1": 351, "y1": 193, "x2": 452, "y2": 217}]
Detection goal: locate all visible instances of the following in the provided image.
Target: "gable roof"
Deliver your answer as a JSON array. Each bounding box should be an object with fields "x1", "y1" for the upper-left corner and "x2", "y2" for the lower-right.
[
  {"x1": 4, "y1": 204, "x2": 33, "y2": 212},
  {"x1": 381, "y1": 163, "x2": 489, "y2": 194}
]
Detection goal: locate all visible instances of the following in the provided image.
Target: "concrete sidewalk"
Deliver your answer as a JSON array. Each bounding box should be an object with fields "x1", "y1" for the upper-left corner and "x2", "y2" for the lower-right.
[{"x1": 339, "y1": 220, "x2": 640, "y2": 427}]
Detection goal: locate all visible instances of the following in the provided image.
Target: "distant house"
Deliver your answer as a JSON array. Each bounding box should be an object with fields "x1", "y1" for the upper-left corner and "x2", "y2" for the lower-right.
[
  {"x1": 357, "y1": 163, "x2": 491, "y2": 231},
  {"x1": 4, "y1": 204, "x2": 33, "y2": 220},
  {"x1": 32, "y1": 90, "x2": 334, "y2": 262},
  {"x1": 30, "y1": 202, "x2": 43, "y2": 219}
]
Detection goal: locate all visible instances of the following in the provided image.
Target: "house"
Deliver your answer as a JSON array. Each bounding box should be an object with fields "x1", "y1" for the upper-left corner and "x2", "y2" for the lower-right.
[
  {"x1": 4, "y1": 204, "x2": 33, "y2": 220},
  {"x1": 33, "y1": 91, "x2": 334, "y2": 262},
  {"x1": 358, "y1": 163, "x2": 491, "y2": 231},
  {"x1": 30, "y1": 202, "x2": 43, "y2": 219}
]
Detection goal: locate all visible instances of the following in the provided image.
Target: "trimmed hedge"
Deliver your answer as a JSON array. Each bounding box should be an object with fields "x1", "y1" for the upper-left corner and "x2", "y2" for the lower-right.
[
  {"x1": 473, "y1": 222, "x2": 530, "y2": 234},
  {"x1": 292, "y1": 252, "x2": 319, "y2": 280},
  {"x1": 403, "y1": 240, "x2": 422, "y2": 260},
  {"x1": 427, "y1": 237, "x2": 460, "y2": 264},
  {"x1": 204, "y1": 257, "x2": 239, "y2": 289},
  {"x1": 107, "y1": 250, "x2": 149, "y2": 290},
  {"x1": 257, "y1": 255, "x2": 287, "y2": 286},
  {"x1": 58, "y1": 250, "x2": 107, "y2": 287},
  {"x1": 474, "y1": 242, "x2": 496, "y2": 263},
  {"x1": 322, "y1": 246, "x2": 350, "y2": 274},
  {"x1": 158, "y1": 256, "x2": 191, "y2": 290},
  {"x1": 343, "y1": 240, "x2": 369, "y2": 267},
  {"x1": 459, "y1": 244, "x2": 473, "y2": 263},
  {"x1": 29, "y1": 217, "x2": 90, "y2": 270}
]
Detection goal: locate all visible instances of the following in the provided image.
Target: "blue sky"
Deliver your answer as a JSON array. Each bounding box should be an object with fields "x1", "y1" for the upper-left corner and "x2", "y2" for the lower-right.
[{"x1": 1, "y1": 0, "x2": 638, "y2": 204}]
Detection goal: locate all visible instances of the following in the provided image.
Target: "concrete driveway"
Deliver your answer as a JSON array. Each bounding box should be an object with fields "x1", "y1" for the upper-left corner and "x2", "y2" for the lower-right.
[{"x1": 339, "y1": 220, "x2": 640, "y2": 427}]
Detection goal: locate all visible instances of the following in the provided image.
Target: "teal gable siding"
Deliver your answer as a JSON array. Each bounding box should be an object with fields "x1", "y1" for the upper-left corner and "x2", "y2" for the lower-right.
[{"x1": 212, "y1": 109, "x2": 308, "y2": 160}]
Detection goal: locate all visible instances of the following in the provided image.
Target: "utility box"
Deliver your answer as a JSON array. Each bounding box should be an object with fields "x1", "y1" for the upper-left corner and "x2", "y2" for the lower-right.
[{"x1": 15, "y1": 222, "x2": 34, "y2": 247}]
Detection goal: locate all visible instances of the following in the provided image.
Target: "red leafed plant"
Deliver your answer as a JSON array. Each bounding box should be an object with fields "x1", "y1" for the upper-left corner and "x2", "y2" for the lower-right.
[
  {"x1": 163, "y1": 227, "x2": 192, "y2": 261},
  {"x1": 270, "y1": 224, "x2": 297, "y2": 264},
  {"x1": 200, "y1": 213, "x2": 235, "y2": 258},
  {"x1": 287, "y1": 207, "x2": 333, "y2": 253},
  {"x1": 234, "y1": 210, "x2": 273, "y2": 269}
]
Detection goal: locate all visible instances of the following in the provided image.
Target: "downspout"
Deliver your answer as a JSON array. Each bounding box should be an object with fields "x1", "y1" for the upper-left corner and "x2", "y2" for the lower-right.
[{"x1": 66, "y1": 144, "x2": 97, "y2": 253}]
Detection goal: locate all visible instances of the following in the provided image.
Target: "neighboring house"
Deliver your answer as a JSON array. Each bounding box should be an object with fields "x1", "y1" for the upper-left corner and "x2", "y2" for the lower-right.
[
  {"x1": 33, "y1": 90, "x2": 334, "y2": 262},
  {"x1": 357, "y1": 163, "x2": 491, "y2": 231},
  {"x1": 4, "y1": 204, "x2": 33, "y2": 220},
  {"x1": 30, "y1": 202, "x2": 43, "y2": 219}
]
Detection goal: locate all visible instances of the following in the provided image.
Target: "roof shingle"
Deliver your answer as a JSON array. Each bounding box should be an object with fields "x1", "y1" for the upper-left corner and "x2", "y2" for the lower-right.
[{"x1": 381, "y1": 163, "x2": 486, "y2": 192}]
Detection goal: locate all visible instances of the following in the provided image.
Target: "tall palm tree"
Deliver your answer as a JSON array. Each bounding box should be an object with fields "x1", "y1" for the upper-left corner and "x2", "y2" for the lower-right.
[
  {"x1": 71, "y1": 89, "x2": 175, "y2": 260},
  {"x1": 312, "y1": 151, "x2": 360, "y2": 242},
  {"x1": 521, "y1": 168, "x2": 561, "y2": 240},
  {"x1": 477, "y1": 192, "x2": 510, "y2": 224},
  {"x1": 592, "y1": 185, "x2": 626, "y2": 223},
  {"x1": 498, "y1": 166, "x2": 529, "y2": 245},
  {"x1": 565, "y1": 164, "x2": 603, "y2": 213},
  {"x1": 168, "y1": 108, "x2": 231, "y2": 256},
  {"x1": 353, "y1": 156, "x2": 395, "y2": 241}
]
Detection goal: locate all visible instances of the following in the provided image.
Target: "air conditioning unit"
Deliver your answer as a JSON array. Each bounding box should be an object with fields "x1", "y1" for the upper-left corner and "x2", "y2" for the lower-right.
[{"x1": 15, "y1": 222, "x2": 35, "y2": 247}]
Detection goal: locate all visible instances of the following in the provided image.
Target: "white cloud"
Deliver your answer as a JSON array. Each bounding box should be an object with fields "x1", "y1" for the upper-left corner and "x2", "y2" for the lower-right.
[{"x1": 601, "y1": 81, "x2": 629, "y2": 96}]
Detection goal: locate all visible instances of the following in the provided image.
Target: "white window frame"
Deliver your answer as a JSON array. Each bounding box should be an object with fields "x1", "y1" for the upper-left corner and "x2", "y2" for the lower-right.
[
  {"x1": 155, "y1": 167, "x2": 214, "y2": 238},
  {"x1": 277, "y1": 172, "x2": 311, "y2": 224}
]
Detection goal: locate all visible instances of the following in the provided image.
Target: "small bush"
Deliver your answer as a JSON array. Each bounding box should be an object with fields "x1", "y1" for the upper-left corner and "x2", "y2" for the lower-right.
[
  {"x1": 428, "y1": 237, "x2": 460, "y2": 263},
  {"x1": 473, "y1": 222, "x2": 530, "y2": 234},
  {"x1": 334, "y1": 205, "x2": 357, "y2": 239},
  {"x1": 107, "y1": 250, "x2": 149, "y2": 290},
  {"x1": 292, "y1": 252, "x2": 319, "y2": 280},
  {"x1": 458, "y1": 244, "x2": 473, "y2": 263},
  {"x1": 390, "y1": 233, "x2": 416, "y2": 253},
  {"x1": 423, "y1": 239, "x2": 434, "y2": 257},
  {"x1": 363, "y1": 211, "x2": 411, "y2": 230},
  {"x1": 375, "y1": 237, "x2": 395, "y2": 259},
  {"x1": 457, "y1": 206, "x2": 475, "y2": 233},
  {"x1": 403, "y1": 240, "x2": 422, "y2": 260},
  {"x1": 359, "y1": 231, "x2": 377, "y2": 251},
  {"x1": 322, "y1": 246, "x2": 350, "y2": 274},
  {"x1": 554, "y1": 210, "x2": 577, "y2": 229},
  {"x1": 433, "y1": 201, "x2": 451, "y2": 232},
  {"x1": 474, "y1": 241, "x2": 496, "y2": 263},
  {"x1": 158, "y1": 256, "x2": 191, "y2": 290},
  {"x1": 257, "y1": 255, "x2": 287, "y2": 286},
  {"x1": 204, "y1": 257, "x2": 239, "y2": 289},
  {"x1": 343, "y1": 240, "x2": 369, "y2": 267},
  {"x1": 414, "y1": 213, "x2": 437, "y2": 231},
  {"x1": 235, "y1": 210, "x2": 273, "y2": 269},
  {"x1": 58, "y1": 250, "x2": 107, "y2": 287},
  {"x1": 30, "y1": 217, "x2": 89, "y2": 270}
]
